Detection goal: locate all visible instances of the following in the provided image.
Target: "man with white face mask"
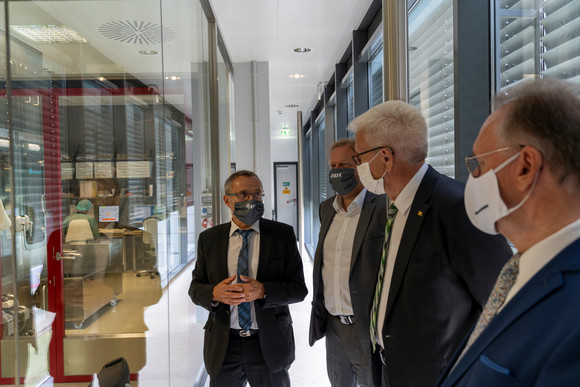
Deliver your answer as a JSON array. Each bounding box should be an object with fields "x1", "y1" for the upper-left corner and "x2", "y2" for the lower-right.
[
  {"x1": 349, "y1": 100, "x2": 512, "y2": 387},
  {"x1": 438, "y1": 78, "x2": 580, "y2": 386}
]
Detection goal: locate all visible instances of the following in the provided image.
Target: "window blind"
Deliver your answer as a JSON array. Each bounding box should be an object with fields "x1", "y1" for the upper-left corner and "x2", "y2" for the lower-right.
[{"x1": 409, "y1": 0, "x2": 455, "y2": 177}]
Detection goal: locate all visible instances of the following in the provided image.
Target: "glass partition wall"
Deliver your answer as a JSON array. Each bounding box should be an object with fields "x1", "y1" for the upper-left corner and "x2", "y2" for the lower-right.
[{"x1": 0, "y1": 0, "x2": 217, "y2": 384}]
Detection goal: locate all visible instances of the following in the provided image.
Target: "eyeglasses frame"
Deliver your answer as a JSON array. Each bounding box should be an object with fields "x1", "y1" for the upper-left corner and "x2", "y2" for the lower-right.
[
  {"x1": 352, "y1": 146, "x2": 394, "y2": 166},
  {"x1": 465, "y1": 144, "x2": 524, "y2": 177},
  {"x1": 225, "y1": 191, "x2": 266, "y2": 201}
]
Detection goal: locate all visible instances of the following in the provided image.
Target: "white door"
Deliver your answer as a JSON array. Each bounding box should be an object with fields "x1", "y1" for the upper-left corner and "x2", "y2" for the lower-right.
[{"x1": 274, "y1": 163, "x2": 298, "y2": 237}]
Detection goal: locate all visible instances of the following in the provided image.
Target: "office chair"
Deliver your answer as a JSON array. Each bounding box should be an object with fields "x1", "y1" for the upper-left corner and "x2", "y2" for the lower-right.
[
  {"x1": 65, "y1": 219, "x2": 95, "y2": 244},
  {"x1": 136, "y1": 217, "x2": 160, "y2": 279}
]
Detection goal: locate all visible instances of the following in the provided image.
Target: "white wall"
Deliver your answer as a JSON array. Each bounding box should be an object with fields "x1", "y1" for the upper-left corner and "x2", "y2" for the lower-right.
[{"x1": 232, "y1": 61, "x2": 274, "y2": 219}]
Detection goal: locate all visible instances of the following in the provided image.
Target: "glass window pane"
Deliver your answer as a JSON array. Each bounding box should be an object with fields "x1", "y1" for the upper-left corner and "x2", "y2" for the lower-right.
[
  {"x1": 2, "y1": 0, "x2": 209, "y2": 384},
  {"x1": 409, "y1": 0, "x2": 455, "y2": 178},
  {"x1": 496, "y1": 0, "x2": 580, "y2": 90},
  {"x1": 369, "y1": 47, "x2": 384, "y2": 107}
]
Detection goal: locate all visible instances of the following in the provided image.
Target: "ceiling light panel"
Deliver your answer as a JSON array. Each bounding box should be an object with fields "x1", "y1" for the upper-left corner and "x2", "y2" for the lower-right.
[{"x1": 11, "y1": 25, "x2": 87, "y2": 44}]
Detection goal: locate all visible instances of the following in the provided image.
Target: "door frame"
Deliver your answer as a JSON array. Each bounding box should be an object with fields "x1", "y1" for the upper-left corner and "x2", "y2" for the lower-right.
[{"x1": 272, "y1": 162, "x2": 299, "y2": 240}]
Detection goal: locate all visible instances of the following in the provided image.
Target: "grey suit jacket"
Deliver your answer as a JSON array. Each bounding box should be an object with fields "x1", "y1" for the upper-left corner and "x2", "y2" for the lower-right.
[
  {"x1": 309, "y1": 191, "x2": 387, "y2": 358},
  {"x1": 188, "y1": 218, "x2": 308, "y2": 378}
]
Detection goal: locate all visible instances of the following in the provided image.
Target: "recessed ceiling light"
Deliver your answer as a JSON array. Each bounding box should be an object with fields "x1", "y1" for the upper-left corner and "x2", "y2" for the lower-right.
[
  {"x1": 289, "y1": 74, "x2": 304, "y2": 79},
  {"x1": 138, "y1": 49, "x2": 159, "y2": 55},
  {"x1": 11, "y1": 25, "x2": 87, "y2": 44},
  {"x1": 293, "y1": 47, "x2": 312, "y2": 53},
  {"x1": 165, "y1": 76, "x2": 181, "y2": 80}
]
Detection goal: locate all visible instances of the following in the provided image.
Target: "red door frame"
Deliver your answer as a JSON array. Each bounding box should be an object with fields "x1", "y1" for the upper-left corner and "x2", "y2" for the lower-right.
[{"x1": 0, "y1": 83, "x2": 168, "y2": 384}]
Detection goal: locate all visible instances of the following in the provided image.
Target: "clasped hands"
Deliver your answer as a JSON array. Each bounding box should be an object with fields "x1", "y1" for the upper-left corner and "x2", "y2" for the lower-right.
[{"x1": 212, "y1": 274, "x2": 265, "y2": 306}]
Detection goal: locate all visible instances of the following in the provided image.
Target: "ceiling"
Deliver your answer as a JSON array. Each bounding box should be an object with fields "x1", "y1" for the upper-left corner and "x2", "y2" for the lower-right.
[
  {"x1": 5, "y1": 0, "x2": 375, "y2": 139},
  {"x1": 210, "y1": 0, "x2": 375, "y2": 134}
]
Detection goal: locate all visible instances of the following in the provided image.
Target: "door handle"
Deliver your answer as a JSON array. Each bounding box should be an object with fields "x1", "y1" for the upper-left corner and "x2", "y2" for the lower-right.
[{"x1": 55, "y1": 251, "x2": 81, "y2": 261}]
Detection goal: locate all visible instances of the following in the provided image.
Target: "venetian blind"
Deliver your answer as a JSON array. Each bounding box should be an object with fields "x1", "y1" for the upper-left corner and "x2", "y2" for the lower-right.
[{"x1": 409, "y1": 0, "x2": 455, "y2": 178}]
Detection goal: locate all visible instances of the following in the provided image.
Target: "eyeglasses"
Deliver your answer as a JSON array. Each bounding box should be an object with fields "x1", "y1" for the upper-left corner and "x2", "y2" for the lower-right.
[
  {"x1": 226, "y1": 191, "x2": 266, "y2": 201},
  {"x1": 352, "y1": 146, "x2": 394, "y2": 166},
  {"x1": 465, "y1": 145, "x2": 524, "y2": 177}
]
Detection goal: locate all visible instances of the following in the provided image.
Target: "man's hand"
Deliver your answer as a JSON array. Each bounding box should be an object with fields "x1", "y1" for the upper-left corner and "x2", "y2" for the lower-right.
[
  {"x1": 212, "y1": 275, "x2": 246, "y2": 306},
  {"x1": 238, "y1": 275, "x2": 266, "y2": 302}
]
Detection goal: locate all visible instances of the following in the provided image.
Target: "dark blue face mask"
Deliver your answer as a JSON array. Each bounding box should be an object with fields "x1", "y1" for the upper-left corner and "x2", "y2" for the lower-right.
[
  {"x1": 233, "y1": 199, "x2": 264, "y2": 226},
  {"x1": 329, "y1": 168, "x2": 360, "y2": 195}
]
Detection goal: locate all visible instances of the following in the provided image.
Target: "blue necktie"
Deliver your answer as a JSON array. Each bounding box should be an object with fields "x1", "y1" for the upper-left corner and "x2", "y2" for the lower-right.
[{"x1": 236, "y1": 229, "x2": 253, "y2": 331}]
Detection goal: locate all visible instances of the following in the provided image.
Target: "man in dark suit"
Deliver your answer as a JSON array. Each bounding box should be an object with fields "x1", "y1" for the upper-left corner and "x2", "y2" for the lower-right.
[
  {"x1": 349, "y1": 100, "x2": 513, "y2": 387},
  {"x1": 438, "y1": 78, "x2": 580, "y2": 386},
  {"x1": 188, "y1": 170, "x2": 308, "y2": 387},
  {"x1": 309, "y1": 139, "x2": 386, "y2": 387}
]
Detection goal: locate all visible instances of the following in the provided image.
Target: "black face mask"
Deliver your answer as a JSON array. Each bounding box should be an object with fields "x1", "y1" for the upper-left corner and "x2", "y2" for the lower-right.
[
  {"x1": 233, "y1": 199, "x2": 264, "y2": 226},
  {"x1": 329, "y1": 168, "x2": 360, "y2": 195}
]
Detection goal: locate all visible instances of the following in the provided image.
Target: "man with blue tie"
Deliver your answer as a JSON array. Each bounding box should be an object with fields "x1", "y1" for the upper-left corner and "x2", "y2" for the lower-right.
[
  {"x1": 438, "y1": 78, "x2": 580, "y2": 386},
  {"x1": 188, "y1": 170, "x2": 308, "y2": 387}
]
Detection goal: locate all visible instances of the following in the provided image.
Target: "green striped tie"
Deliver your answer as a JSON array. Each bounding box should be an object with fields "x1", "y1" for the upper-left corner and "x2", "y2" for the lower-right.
[{"x1": 370, "y1": 202, "x2": 398, "y2": 352}]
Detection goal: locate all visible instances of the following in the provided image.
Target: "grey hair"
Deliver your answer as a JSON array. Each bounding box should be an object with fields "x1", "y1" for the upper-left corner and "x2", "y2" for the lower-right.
[
  {"x1": 348, "y1": 100, "x2": 428, "y2": 164},
  {"x1": 224, "y1": 170, "x2": 261, "y2": 193},
  {"x1": 495, "y1": 78, "x2": 580, "y2": 185}
]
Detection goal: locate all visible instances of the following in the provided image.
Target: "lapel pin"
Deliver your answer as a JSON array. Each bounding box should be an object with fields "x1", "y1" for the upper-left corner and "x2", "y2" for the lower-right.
[{"x1": 417, "y1": 210, "x2": 423, "y2": 217}]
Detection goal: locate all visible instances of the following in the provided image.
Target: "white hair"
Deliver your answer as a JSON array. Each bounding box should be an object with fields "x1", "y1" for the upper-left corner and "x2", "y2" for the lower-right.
[{"x1": 348, "y1": 100, "x2": 428, "y2": 165}]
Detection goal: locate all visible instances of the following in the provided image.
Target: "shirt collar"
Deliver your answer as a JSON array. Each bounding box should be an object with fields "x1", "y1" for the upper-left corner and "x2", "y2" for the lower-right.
[
  {"x1": 229, "y1": 220, "x2": 260, "y2": 237},
  {"x1": 333, "y1": 188, "x2": 367, "y2": 215},
  {"x1": 394, "y1": 163, "x2": 428, "y2": 215},
  {"x1": 518, "y1": 217, "x2": 580, "y2": 281}
]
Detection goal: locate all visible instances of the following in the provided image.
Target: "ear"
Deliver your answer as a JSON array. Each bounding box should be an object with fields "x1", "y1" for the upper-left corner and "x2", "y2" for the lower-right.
[
  {"x1": 223, "y1": 194, "x2": 231, "y2": 206},
  {"x1": 516, "y1": 146, "x2": 543, "y2": 191},
  {"x1": 380, "y1": 147, "x2": 394, "y2": 171}
]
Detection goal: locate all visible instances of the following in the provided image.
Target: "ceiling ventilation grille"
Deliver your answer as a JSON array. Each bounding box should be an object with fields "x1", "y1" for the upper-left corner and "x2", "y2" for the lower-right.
[{"x1": 99, "y1": 21, "x2": 175, "y2": 44}]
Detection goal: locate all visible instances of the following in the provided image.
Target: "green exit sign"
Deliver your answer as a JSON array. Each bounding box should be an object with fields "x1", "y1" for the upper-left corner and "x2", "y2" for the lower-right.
[{"x1": 281, "y1": 129, "x2": 289, "y2": 136}]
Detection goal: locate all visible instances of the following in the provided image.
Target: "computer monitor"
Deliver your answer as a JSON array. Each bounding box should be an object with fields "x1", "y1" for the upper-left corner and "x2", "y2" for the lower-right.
[
  {"x1": 133, "y1": 205, "x2": 154, "y2": 222},
  {"x1": 98, "y1": 205, "x2": 120, "y2": 222}
]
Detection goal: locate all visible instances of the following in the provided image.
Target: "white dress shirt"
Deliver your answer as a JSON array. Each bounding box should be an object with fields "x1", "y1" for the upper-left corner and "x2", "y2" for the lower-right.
[
  {"x1": 322, "y1": 188, "x2": 367, "y2": 316},
  {"x1": 499, "y1": 217, "x2": 580, "y2": 312},
  {"x1": 227, "y1": 221, "x2": 261, "y2": 329},
  {"x1": 376, "y1": 163, "x2": 428, "y2": 348}
]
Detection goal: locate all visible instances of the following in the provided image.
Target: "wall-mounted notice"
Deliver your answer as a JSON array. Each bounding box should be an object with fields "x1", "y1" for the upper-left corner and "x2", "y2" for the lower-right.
[
  {"x1": 94, "y1": 161, "x2": 115, "y2": 178},
  {"x1": 76, "y1": 162, "x2": 94, "y2": 179},
  {"x1": 116, "y1": 161, "x2": 151, "y2": 178}
]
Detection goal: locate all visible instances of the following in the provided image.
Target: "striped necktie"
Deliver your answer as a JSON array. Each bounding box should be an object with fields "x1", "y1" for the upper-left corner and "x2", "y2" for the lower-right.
[
  {"x1": 370, "y1": 202, "x2": 398, "y2": 352},
  {"x1": 236, "y1": 229, "x2": 253, "y2": 331},
  {"x1": 454, "y1": 253, "x2": 520, "y2": 366}
]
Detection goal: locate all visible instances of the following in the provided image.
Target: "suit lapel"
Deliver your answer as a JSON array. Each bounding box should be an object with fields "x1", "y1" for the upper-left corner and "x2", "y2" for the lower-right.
[
  {"x1": 350, "y1": 191, "x2": 377, "y2": 270},
  {"x1": 444, "y1": 238, "x2": 580, "y2": 385},
  {"x1": 257, "y1": 218, "x2": 272, "y2": 278},
  {"x1": 217, "y1": 223, "x2": 232, "y2": 280},
  {"x1": 385, "y1": 167, "x2": 437, "y2": 317},
  {"x1": 314, "y1": 200, "x2": 337, "y2": 274}
]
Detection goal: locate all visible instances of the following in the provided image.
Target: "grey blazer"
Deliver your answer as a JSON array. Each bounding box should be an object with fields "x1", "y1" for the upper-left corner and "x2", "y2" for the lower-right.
[{"x1": 309, "y1": 191, "x2": 386, "y2": 367}]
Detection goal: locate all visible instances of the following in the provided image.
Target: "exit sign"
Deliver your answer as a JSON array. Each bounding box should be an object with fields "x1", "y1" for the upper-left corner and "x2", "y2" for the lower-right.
[{"x1": 281, "y1": 129, "x2": 290, "y2": 136}]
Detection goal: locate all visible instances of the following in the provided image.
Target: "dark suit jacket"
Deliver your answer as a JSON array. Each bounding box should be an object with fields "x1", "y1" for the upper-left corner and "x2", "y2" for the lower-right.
[
  {"x1": 438, "y1": 237, "x2": 580, "y2": 387},
  {"x1": 309, "y1": 191, "x2": 386, "y2": 357},
  {"x1": 380, "y1": 165, "x2": 512, "y2": 387},
  {"x1": 188, "y1": 218, "x2": 308, "y2": 378}
]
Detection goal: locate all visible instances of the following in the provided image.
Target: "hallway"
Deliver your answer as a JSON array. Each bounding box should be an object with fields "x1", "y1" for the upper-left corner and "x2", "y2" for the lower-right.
[{"x1": 56, "y1": 251, "x2": 330, "y2": 386}]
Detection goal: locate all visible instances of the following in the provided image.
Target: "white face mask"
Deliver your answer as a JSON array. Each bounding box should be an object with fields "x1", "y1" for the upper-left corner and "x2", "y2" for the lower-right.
[
  {"x1": 356, "y1": 151, "x2": 387, "y2": 195},
  {"x1": 464, "y1": 151, "x2": 537, "y2": 234}
]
